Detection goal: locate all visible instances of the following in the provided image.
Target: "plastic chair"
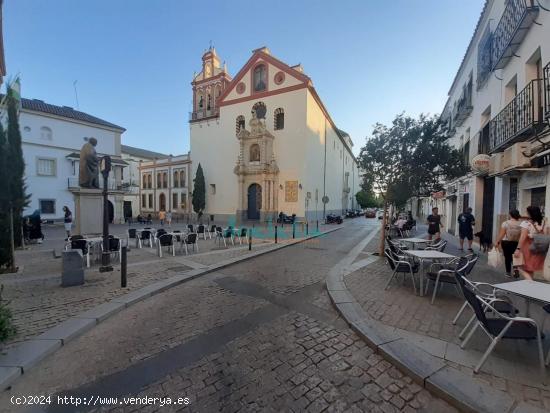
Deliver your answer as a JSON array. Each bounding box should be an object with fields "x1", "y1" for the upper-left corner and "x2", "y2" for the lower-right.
[
  {"x1": 158, "y1": 234, "x2": 175, "y2": 257},
  {"x1": 70, "y1": 239, "x2": 90, "y2": 268},
  {"x1": 183, "y1": 233, "x2": 199, "y2": 254}
]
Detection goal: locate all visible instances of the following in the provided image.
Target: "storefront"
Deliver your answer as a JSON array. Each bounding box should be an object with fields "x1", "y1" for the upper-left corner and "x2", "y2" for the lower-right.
[{"x1": 518, "y1": 171, "x2": 547, "y2": 215}]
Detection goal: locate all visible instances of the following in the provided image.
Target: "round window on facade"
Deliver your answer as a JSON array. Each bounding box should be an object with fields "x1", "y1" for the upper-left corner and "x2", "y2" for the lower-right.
[{"x1": 274, "y1": 71, "x2": 285, "y2": 85}]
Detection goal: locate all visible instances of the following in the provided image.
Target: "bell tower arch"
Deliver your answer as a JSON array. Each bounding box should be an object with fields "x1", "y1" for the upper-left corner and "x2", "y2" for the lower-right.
[{"x1": 190, "y1": 46, "x2": 231, "y2": 121}]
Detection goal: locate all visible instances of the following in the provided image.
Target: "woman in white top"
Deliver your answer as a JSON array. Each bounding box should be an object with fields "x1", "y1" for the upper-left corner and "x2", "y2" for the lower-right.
[{"x1": 495, "y1": 209, "x2": 521, "y2": 278}]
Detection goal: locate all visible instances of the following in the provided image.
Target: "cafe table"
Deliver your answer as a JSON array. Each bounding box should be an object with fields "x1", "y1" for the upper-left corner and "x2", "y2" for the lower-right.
[
  {"x1": 404, "y1": 250, "x2": 457, "y2": 296},
  {"x1": 400, "y1": 237, "x2": 431, "y2": 249},
  {"x1": 493, "y1": 280, "x2": 550, "y2": 316}
]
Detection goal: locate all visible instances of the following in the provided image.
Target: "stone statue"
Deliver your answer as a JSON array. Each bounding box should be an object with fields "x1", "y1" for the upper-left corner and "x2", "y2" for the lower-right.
[{"x1": 79, "y1": 137, "x2": 100, "y2": 188}]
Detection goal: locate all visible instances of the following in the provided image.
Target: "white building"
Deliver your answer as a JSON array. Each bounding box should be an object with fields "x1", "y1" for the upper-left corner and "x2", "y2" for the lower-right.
[
  {"x1": 413, "y1": 0, "x2": 550, "y2": 243},
  {"x1": 139, "y1": 154, "x2": 192, "y2": 218},
  {"x1": 17, "y1": 98, "x2": 127, "y2": 223},
  {"x1": 121, "y1": 144, "x2": 168, "y2": 220},
  {"x1": 189, "y1": 46, "x2": 361, "y2": 222}
]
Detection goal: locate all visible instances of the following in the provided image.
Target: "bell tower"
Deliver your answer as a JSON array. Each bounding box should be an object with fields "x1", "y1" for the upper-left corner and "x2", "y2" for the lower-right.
[{"x1": 190, "y1": 46, "x2": 231, "y2": 122}]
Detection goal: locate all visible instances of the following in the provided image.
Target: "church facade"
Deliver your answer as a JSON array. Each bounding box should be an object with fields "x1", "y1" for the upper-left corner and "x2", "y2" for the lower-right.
[{"x1": 189, "y1": 47, "x2": 361, "y2": 222}]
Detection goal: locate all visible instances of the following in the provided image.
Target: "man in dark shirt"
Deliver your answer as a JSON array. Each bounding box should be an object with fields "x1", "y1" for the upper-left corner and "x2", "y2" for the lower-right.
[
  {"x1": 427, "y1": 207, "x2": 443, "y2": 240},
  {"x1": 457, "y1": 207, "x2": 475, "y2": 251}
]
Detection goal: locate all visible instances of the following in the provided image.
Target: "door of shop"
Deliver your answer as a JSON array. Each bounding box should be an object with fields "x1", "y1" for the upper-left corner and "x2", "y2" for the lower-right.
[
  {"x1": 531, "y1": 187, "x2": 546, "y2": 215},
  {"x1": 481, "y1": 177, "x2": 495, "y2": 243}
]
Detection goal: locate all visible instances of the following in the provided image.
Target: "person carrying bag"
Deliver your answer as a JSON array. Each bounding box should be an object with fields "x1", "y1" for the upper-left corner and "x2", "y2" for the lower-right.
[
  {"x1": 514, "y1": 206, "x2": 549, "y2": 281},
  {"x1": 495, "y1": 209, "x2": 522, "y2": 278}
]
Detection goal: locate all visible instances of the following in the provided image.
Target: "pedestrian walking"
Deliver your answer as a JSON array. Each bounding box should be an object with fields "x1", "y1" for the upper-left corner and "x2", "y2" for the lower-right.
[
  {"x1": 159, "y1": 210, "x2": 166, "y2": 226},
  {"x1": 427, "y1": 207, "x2": 443, "y2": 241},
  {"x1": 457, "y1": 207, "x2": 475, "y2": 251},
  {"x1": 495, "y1": 209, "x2": 522, "y2": 278},
  {"x1": 514, "y1": 206, "x2": 548, "y2": 280},
  {"x1": 63, "y1": 206, "x2": 73, "y2": 240},
  {"x1": 166, "y1": 210, "x2": 172, "y2": 226}
]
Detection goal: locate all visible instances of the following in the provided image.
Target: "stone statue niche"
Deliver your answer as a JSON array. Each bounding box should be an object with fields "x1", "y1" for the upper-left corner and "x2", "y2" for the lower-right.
[{"x1": 79, "y1": 137, "x2": 100, "y2": 189}]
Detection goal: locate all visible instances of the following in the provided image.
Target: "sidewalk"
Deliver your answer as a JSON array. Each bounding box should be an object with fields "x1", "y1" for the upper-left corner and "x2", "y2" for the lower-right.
[{"x1": 331, "y1": 223, "x2": 550, "y2": 411}]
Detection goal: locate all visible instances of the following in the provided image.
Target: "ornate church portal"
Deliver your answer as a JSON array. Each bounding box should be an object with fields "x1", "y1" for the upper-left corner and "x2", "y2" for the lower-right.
[{"x1": 234, "y1": 110, "x2": 279, "y2": 221}]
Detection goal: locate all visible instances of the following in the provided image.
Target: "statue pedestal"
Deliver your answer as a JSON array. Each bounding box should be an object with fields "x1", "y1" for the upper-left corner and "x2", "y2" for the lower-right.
[{"x1": 74, "y1": 189, "x2": 103, "y2": 235}]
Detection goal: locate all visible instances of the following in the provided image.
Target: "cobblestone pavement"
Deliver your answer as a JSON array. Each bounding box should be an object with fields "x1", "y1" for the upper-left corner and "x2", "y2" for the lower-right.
[
  {"x1": 345, "y1": 227, "x2": 550, "y2": 409},
  {"x1": 2, "y1": 232, "x2": 272, "y2": 346},
  {"x1": 0, "y1": 218, "x2": 455, "y2": 413}
]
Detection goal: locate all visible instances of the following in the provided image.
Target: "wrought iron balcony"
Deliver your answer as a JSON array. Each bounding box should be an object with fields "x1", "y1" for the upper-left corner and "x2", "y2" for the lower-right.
[
  {"x1": 489, "y1": 79, "x2": 545, "y2": 152},
  {"x1": 189, "y1": 107, "x2": 219, "y2": 122},
  {"x1": 491, "y1": 0, "x2": 539, "y2": 71},
  {"x1": 544, "y1": 62, "x2": 550, "y2": 121}
]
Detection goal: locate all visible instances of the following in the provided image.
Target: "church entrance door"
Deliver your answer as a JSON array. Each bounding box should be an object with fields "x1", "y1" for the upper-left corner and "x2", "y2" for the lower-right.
[{"x1": 247, "y1": 183, "x2": 262, "y2": 220}]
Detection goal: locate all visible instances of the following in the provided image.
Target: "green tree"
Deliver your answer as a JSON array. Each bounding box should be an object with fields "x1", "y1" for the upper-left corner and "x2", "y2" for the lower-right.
[
  {"x1": 356, "y1": 190, "x2": 380, "y2": 208},
  {"x1": 358, "y1": 113, "x2": 467, "y2": 254},
  {"x1": 192, "y1": 163, "x2": 206, "y2": 222},
  {"x1": 6, "y1": 84, "x2": 29, "y2": 249},
  {"x1": 0, "y1": 122, "x2": 12, "y2": 270}
]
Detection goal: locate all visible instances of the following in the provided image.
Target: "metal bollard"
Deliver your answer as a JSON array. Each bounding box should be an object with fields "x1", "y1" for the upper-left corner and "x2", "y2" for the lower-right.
[
  {"x1": 292, "y1": 222, "x2": 295, "y2": 239},
  {"x1": 248, "y1": 232, "x2": 252, "y2": 251},
  {"x1": 316, "y1": 220, "x2": 319, "y2": 232},
  {"x1": 275, "y1": 225, "x2": 278, "y2": 244},
  {"x1": 121, "y1": 246, "x2": 127, "y2": 288},
  {"x1": 306, "y1": 222, "x2": 309, "y2": 235}
]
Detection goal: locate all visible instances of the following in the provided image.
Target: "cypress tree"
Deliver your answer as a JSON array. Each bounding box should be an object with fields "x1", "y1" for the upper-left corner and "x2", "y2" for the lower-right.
[
  {"x1": 6, "y1": 87, "x2": 29, "y2": 248},
  {"x1": 0, "y1": 121, "x2": 12, "y2": 270},
  {"x1": 192, "y1": 163, "x2": 206, "y2": 221}
]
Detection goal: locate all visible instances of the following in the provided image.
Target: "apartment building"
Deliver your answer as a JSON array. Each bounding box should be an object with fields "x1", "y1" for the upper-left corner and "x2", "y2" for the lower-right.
[
  {"x1": 139, "y1": 154, "x2": 193, "y2": 218},
  {"x1": 413, "y1": 0, "x2": 550, "y2": 243}
]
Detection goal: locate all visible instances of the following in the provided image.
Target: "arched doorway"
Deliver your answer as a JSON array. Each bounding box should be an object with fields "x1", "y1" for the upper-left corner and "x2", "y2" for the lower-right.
[
  {"x1": 107, "y1": 200, "x2": 114, "y2": 223},
  {"x1": 247, "y1": 184, "x2": 262, "y2": 220},
  {"x1": 159, "y1": 193, "x2": 166, "y2": 211}
]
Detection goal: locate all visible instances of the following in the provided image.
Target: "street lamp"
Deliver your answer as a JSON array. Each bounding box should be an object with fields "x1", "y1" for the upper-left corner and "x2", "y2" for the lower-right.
[{"x1": 100, "y1": 155, "x2": 113, "y2": 273}]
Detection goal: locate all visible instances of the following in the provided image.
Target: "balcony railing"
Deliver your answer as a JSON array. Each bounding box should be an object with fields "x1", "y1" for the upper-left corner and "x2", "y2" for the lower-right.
[
  {"x1": 545, "y1": 62, "x2": 550, "y2": 121},
  {"x1": 491, "y1": 0, "x2": 539, "y2": 71},
  {"x1": 189, "y1": 107, "x2": 220, "y2": 121},
  {"x1": 68, "y1": 177, "x2": 128, "y2": 192},
  {"x1": 489, "y1": 79, "x2": 545, "y2": 152}
]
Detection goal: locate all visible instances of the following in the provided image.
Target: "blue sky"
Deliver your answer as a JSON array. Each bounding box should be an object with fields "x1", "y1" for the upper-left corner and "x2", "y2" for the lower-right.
[{"x1": 4, "y1": 0, "x2": 483, "y2": 155}]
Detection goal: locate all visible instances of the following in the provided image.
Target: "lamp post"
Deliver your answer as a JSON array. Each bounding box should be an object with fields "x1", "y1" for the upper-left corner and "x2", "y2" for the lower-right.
[{"x1": 100, "y1": 155, "x2": 113, "y2": 273}]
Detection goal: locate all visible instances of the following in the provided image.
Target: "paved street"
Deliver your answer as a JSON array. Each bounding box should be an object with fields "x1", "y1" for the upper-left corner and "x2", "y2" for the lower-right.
[{"x1": 0, "y1": 219, "x2": 453, "y2": 412}]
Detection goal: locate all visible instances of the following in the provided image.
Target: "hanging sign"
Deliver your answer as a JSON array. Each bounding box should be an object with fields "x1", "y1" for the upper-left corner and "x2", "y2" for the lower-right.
[{"x1": 470, "y1": 154, "x2": 491, "y2": 175}]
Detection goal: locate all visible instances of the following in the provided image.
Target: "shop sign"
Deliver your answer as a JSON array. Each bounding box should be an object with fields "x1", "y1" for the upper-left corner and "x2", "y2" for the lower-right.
[
  {"x1": 519, "y1": 171, "x2": 547, "y2": 190},
  {"x1": 471, "y1": 154, "x2": 491, "y2": 175}
]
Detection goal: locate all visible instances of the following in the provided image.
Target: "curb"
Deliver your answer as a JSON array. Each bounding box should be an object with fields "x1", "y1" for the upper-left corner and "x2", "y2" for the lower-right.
[
  {"x1": 0, "y1": 226, "x2": 341, "y2": 390},
  {"x1": 325, "y1": 226, "x2": 545, "y2": 413}
]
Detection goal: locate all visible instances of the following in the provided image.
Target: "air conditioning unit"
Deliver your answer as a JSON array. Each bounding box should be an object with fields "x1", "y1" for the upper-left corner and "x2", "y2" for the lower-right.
[
  {"x1": 489, "y1": 153, "x2": 503, "y2": 175},
  {"x1": 502, "y1": 142, "x2": 531, "y2": 172}
]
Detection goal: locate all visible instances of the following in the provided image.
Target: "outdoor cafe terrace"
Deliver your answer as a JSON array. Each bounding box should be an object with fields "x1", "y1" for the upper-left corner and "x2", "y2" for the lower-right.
[{"x1": 344, "y1": 223, "x2": 550, "y2": 410}]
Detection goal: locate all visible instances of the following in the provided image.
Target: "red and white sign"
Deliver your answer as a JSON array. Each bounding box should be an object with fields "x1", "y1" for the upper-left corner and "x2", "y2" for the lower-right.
[{"x1": 471, "y1": 154, "x2": 491, "y2": 175}]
